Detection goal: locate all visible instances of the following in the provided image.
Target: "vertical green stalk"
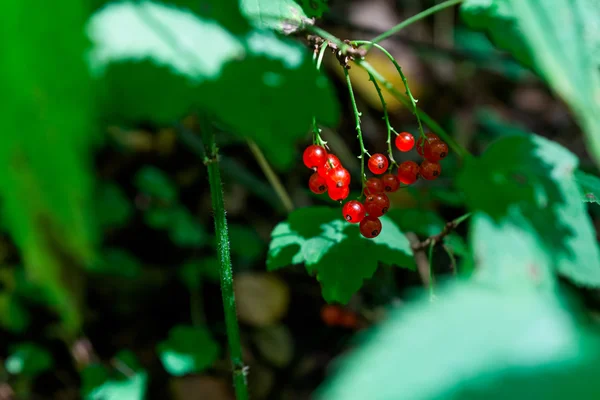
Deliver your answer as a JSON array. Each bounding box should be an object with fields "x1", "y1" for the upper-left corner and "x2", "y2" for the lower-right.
[
  {"x1": 367, "y1": 70, "x2": 397, "y2": 168},
  {"x1": 201, "y1": 119, "x2": 249, "y2": 400}
]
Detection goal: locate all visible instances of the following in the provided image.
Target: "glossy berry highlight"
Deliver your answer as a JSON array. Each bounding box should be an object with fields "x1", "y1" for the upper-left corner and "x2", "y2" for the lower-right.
[
  {"x1": 326, "y1": 166, "x2": 351, "y2": 189},
  {"x1": 328, "y1": 184, "x2": 350, "y2": 202},
  {"x1": 308, "y1": 172, "x2": 328, "y2": 194},
  {"x1": 364, "y1": 193, "x2": 390, "y2": 217},
  {"x1": 394, "y1": 132, "x2": 415, "y2": 152},
  {"x1": 368, "y1": 153, "x2": 389, "y2": 175},
  {"x1": 381, "y1": 174, "x2": 400, "y2": 192},
  {"x1": 342, "y1": 200, "x2": 366, "y2": 224},
  {"x1": 419, "y1": 160, "x2": 441, "y2": 180},
  {"x1": 303, "y1": 145, "x2": 327, "y2": 170},
  {"x1": 360, "y1": 216, "x2": 382, "y2": 238},
  {"x1": 317, "y1": 154, "x2": 341, "y2": 178},
  {"x1": 397, "y1": 161, "x2": 419, "y2": 185},
  {"x1": 364, "y1": 177, "x2": 384, "y2": 195}
]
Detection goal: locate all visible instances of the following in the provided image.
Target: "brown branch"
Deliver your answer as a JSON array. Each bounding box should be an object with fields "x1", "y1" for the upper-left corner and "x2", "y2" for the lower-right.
[
  {"x1": 406, "y1": 232, "x2": 430, "y2": 288},
  {"x1": 411, "y1": 213, "x2": 471, "y2": 251}
]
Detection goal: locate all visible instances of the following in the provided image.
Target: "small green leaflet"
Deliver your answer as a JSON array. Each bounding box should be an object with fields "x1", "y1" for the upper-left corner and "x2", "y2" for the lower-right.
[
  {"x1": 157, "y1": 325, "x2": 219, "y2": 376},
  {"x1": 5, "y1": 343, "x2": 53, "y2": 378},
  {"x1": 241, "y1": 0, "x2": 310, "y2": 34},
  {"x1": 575, "y1": 170, "x2": 600, "y2": 205},
  {"x1": 317, "y1": 282, "x2": 600, "y2": 400},
  {"x1": 268, "y1": 207, "x2": 414, "y2": 303}
]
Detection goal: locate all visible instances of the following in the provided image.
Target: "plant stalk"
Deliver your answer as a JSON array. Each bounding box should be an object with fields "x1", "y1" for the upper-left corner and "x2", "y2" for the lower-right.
[
  {"x1": 202, "y1": 120, "x2": 249, "y2": 400},
  {"x1": 344, "y1": 67, "x2": 369, "y2": 195}
]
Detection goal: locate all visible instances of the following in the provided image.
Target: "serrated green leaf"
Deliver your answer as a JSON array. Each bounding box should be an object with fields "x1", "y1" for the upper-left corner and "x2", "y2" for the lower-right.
[
  {"x1": 461, "y1": 0, "x2": 600, "y2": 168},
  {"x1": 575, "y1": 169, "x2": 600, "y2": 204},
  {"x1": 5, "y1": 343, "x2": 53, "y2": 378},
  {"x1": 267, "y1": 207, "x2": 414, "y2": 303},
  {"x1": 157, "y1": 325, "x2": 219, "y2": 376},
  {"x1": 87, "y1": 1, "x2": 339, "y2": 170},
  {"x1": 317, "y1": 283, "x2": 600, "y2": 400},
  {"x1": 134, "y1": 166, "x2": 178, "y2": 203},
  {"x1": 241, "y1": 0, "x2": 309, "y2": 34},
  {"x1": 457, "y1": 134, "x2": 600, "y2": 287},
  {"x1": 95, "y1": 182, "x2": 133, "y2": 230},
  {"x1": 0, "y1": 0, "x2": 96, "y2": 335}
]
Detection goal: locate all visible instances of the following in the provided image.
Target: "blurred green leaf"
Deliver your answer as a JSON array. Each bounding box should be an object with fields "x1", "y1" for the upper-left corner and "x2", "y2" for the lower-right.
[
  {"x1": 0, "y1": 0, "x2": 96, "y2": 335},
  {"x1": 252, "y1": 324, "x2": 294, "y2": 368},
  {"x1": 134, "y1": 166, "x2": 177, "y2": 203},
  {"x1": 87, "y1": 371, "x2": 148, "y2": 400},
  {"x1": 0, "y1": 294, "x2": 29, "y2": 333},
  {"x1": 90, "y1": 248, "x2": 142, "y2": 278},
  {"x1": 168, "y1": 206, "x2": 206, "y2": 247},
  {"x1": 229, "y1": 224, "x2": 265, "y2": 261},
  {"x1": 462, "y1": 0, "x2": 600, "y2": 168},
  {"x1": 317, "y1": 283, "x2": 600, "y2": 400},
  {"x1": 457, "y1": 134, "x2": 600, "y2": 287},
  {"x1": 386, "y1": 209, "x2": 444, "y2": 237},
  {"x1": 267, "y1": 207, "x2": 414, "y2": 303},
  {"x1": 81, "y1": 363, "x2": 111, "y2": 399},
  {"x1": 157, "y1": 325, "x2": 219, "y2": 376},
  {"x1": 575, "y1": 170, "x2": 600, "y2": 205},
  {"x1": 114, "y1": 349, "x2": 144, "y2": 372},
  {"x1": 87, "y1": 1, "x2": 339, "y2": 170},
  {"x1": 5, "y1": 343, "x2": 52, "y2": 378},
  {"x1": 95, "y1": 182, "x2": 133, "y2": 230},
  {"x1": 179, "y1": 257, "x2": 220, "y2": 290},
  {"x1": 240, "y1": 0, "x2": 309, "y2": 33}
]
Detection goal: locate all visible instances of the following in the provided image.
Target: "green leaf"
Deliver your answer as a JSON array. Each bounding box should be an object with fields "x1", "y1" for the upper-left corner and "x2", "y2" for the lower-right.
[
  {"x1": 267, "y1": 207, "x2": 414, "y2": 303},
  {"x1": 87, "y1": 1, "x2": 339, "y2": 170},
  {"x1": 240, "y1": 0, "x2": 310, "y2": 34},
  {"x1": 157, "y1": 325, "x2": 219, "y2": 376},
  {"x1": 86, "y1": 371, "x2": 148, "y2": 400},
  {"x1": 0, "y1": 294, "x2": 29, "y2": 333},
  {"x1": 95, "y1": 182, "x2": 133, "y2": 230},
  {"x1": 457, "y1": 134, "x2": 600, "y2": 287},
  {"x1": 81, "y1": 363, "x2": 112, "y2": 398},
  {"x1": 5, "y1": 343, "x2": 53, "y2": 378},
  {"x1": 134, "y1": 166, "x2": 177, "y2": 203},
  {"x1": 179, "y1": 257, "x2": 220, "y2": 290},
  {"x1": 386, "y1": 209, "x2": 444, "y2": 237},
  {"x1": 317, "y1": 283, "x2": 600, "y2": 400},
  {"x1": 228, "y1": 224, "x2": 265, "y2": 261},
  {"x1": 575, "y1": 169, "x2": 600, "y2": 205},
  {"x1": 167, "y1": 206, "x2": 206, "y2": 247},
  {"x1": 0, "y1": 0, "x2": 96, "y2": 335},
  {"x1": 461, "y1": 0, "x2": 600, "y2": 168}
]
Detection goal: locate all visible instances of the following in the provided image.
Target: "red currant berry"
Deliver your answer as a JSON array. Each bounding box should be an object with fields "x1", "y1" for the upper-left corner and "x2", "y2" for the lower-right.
[
  {"x1": 416, "y1": 133, "x2": 440, "y2": 156},
  {"x1": 367, "y1": 153, "x2": 389, "y2": 175},
  {"x1": 308, "y1": 172, "x2": 328, "y2": 194},
  {"x1": 340, "y1": 311, "x2": 358, "y2": 329},
  {"x1": 326, "y1": 166, "x2": 351, "y2": 188},
  {"x1": 303, "y1": 145, "x2": 328, "y2": 170},
  {"x1": 364, "y1": 177, "x2": 384, "y2": 195},
  {"x1": 317, "y1": 154, "x2": 341, "y2": 178},
  {"x1": 381, "y1": 174, "x2": 400, "y2": 192},
  {"x1": 397, "y1": 161, "x2": 419, "y2": 185},
  {"x1": 394, "y1": 132, "x2": 415, "y2": 152},
  {"x1": 424, "y1": 140, "x2": 449, "y2": 162},
  {"x1": 328, "y1": 184, "x2": 350, "y2": 202},
  {"x1": 342, "y1": 200, "x2": 366, "y2": 224},
  {"x1": 419, "y1": 160, "x2": 442, "y2": 180},
  {"x1": 321, "y1": 305, "x2": 343, "y2": 326},
  {"x1": 359, "y1": 215, "x2": 382, "y2": 239},
  {"x1": 364, "y1": 193, "x2": 390, "y2": 217}
]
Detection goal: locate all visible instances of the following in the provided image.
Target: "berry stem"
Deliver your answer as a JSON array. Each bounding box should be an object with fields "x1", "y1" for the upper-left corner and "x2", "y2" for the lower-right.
[
  {"x1": 364, "y1": 0, "x2": 464, "y2": 49},
  {"x1": 343, "y1": 67, "x2": 370, "y2": 195},
  {"x1": 353, "y1": 41, "x2": 426, "y2": 142},
  {"x1": 367, "y1": 70, "x2": 397, "y2": 169},
  {"x1": 312, "y1": 42, "x2": 329, "y2": 146},
  {"x1": 200, "y1": 116, "x2": 249, "y2": 400},
  {"x1": 354, "y1": 59, "x2": 471, "y2": 159}
]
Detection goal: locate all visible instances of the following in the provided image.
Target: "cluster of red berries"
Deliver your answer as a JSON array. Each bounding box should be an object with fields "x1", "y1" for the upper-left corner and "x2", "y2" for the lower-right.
[
  {"x1": 320, "y1": 304, "x2": 360, "y2": 330},
  {"x1": 303, "y1": 132, "x2": 448, "y2": 239}
]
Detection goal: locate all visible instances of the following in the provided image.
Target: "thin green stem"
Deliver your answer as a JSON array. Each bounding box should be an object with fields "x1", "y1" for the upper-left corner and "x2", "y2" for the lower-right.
[
  {"x1": 443, "y1": 244, "x2": 457, "y2": 276},
  {"x1": 343, "y1": 67, "x2": 370, "y2": 195},
  {"x1": 201, "y1": 118, "x2": 249, "y2": 400},
  {"x1": 355, "y1": 59, "x2": 471, "y2": 159},
  {"x1": 308, "y1": 25, "x2": 348, "y2": 52},
  {"x1": 366, "y1": 0, "x2": 464, "y2": 48},
  {"x1": 366, "y1": 70, "x2": 397, "y2": 168},
  {"x1": 353, "y1": 41, "x2": 426, "y2": 141},
  {"x1": 312, "y1": 42, "x2": 329, "y2": 146}
]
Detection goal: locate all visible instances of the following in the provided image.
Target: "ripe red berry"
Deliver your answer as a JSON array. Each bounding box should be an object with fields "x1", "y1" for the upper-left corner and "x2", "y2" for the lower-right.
[
  {"x1": 363, "y1": 193, "x2": 390, "y2": 217},
  {"x1": 397, "y1": 161, "x2": 419, "y2": 185},
  {"x1": 424, "y1": 140, "x2": 449, "y2": 162},
  {"x1": 326, "y1": 166, "x2": 351, "y2": 189},
  {"x1": 359, "y1": 215, "x2": 382, "y2": 238},
  {"x1": 416, "y1": 133, "x2": 440, "y2": 156},
  {"x1": 419, "y1": 160, "x2": 442, "y2": 180},
  {"x1": 340, "y1": 311, "x2": 358, "y2": 329},
  {"x1": 394, "y1": 132, "x2": 415, "y2": 152},
  {"x1": 364, "y1": 177, "x2": 384, "y2": 195},
  {"x1": 321, "y1": 305, "x2": 343, "y2": 326},
  {"x1": 381, "y1": 174, "x2": 400, "y2": 192},
  {"x1": 317, "y1": 154, "x2": 341, "y2": 177},
  {"x1": 303, "y1": 145, "x2": 328, "y2": 170},
  {"x1": 308, "y1": 172, "x2": 328, "y2": 194},
  {"x1": 367, "y1": 153, "x2": 389, "y2": 175},
  {"x1": 342, "y1": 200, "x2": 366, "y2": 224},
  {"x1": 328, "y1": 184, "x2": 350, "y2": 202}
]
